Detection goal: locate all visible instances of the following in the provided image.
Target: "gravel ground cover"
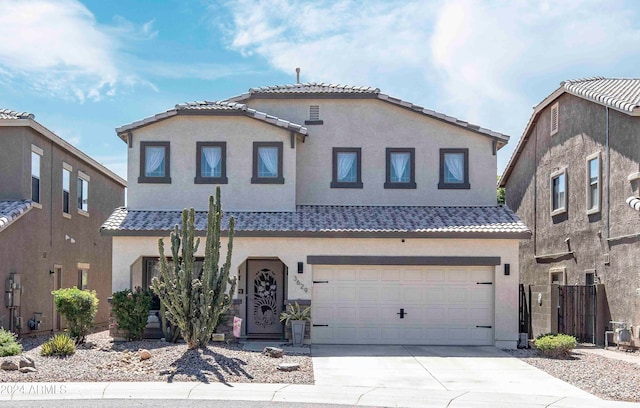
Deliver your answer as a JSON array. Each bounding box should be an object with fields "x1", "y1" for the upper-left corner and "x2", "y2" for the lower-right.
[
  {"x1": 507, "y1": 347, "x2": 640, "y2": 402},
  {"x1": 0, "y1": 330, "x2": 313, "y2": 384}
]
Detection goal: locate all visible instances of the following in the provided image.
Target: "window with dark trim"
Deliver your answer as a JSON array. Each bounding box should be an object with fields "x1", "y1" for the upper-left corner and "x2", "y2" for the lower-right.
[
  {"x1": 586, "y1": 153, "x2": 600, "y2": 214},
  {"x1": 252, "y1": 142, "x2": 284, "y2": 184},
  {"x1": 438, "y1": 148, "x2": 469, "y2": 189},
  {"x1": 139, "y1": 141, "x2": 171, "y2": 183},
  {"x1": 331, "y1": 147, "x2": 362, "y2": 188},
  {"x1": 78, "y1": 269, "x2": 88, "y2": 290},
  {"x1": 195, "y1": 142, "x2": 227, "y2": 184},
  {"x1": 385, "y1": 148, "x2": 415, "y2": 189},
  {"x1": 551, "y1": 168, "x2": 567, "y2": 215},
  {"x1": 62, "y1": 168, "x2": 70, "y2": 214},
  {"x1": 77, "y1": 176, "x2": 89, "y2": 213},
  {"x1": 31, "y1": 150, "x2": 41, "y2": 203}
]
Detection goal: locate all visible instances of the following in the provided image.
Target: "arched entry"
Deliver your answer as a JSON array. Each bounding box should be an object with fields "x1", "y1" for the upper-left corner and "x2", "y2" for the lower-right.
[{"x1": 246, "y1": 259, "x2": 285, "y2": 338}]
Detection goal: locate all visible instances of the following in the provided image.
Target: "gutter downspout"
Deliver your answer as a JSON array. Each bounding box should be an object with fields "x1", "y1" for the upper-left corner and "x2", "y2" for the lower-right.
[{"x1": 606, "y1": 107, "x2": 610, "y2": 240}]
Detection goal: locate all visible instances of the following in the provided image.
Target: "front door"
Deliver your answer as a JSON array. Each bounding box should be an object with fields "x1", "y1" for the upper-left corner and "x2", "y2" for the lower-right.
[{"x1": 246, "y1": 260, "x2": 284, "y2": 337}]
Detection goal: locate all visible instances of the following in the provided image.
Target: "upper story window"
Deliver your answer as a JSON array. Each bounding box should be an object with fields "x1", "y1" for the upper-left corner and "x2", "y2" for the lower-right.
[
  {"x1": 438, "y1": 148, "x2": 470, "y2": 189},
  {"x1": 586, "y1": 153, "x2": 600, "y2": 214},
  {"x1": 550, "y1": 102, "x2": 559, "y2": 136},
  {"x1": 305, "y1": 105, "x2": 323, "y2": 125},
  {"x1": 31, "y1": 145, "x2": 43, "y2": 205},
  {"x1": 252, "y1": 142, "x2": 284, "y2": 184},
  {"x1": 139, "y1": 141, "x2": 171, "y2": 184},
  {"x1": 331, "y1": 147, "x2": 362, "y2": 189},
  {"x1": 195, "y1": 142, "x2": 227, "y2": 184},
  {"x1": 385, "y1": 148, "x2": 416, "y2": 189},
  {"x1": 550, "y1": 168, "x2": 567, "y2": 215},
  {"x1": 62, "y1": 163, "x2": 71, "y2": 216},
  {"x1": 77, "y1": 171, "x2": 89, "y2": 215}
]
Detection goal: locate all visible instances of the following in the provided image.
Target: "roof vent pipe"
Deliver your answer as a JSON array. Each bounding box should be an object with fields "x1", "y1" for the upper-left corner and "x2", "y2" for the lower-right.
[{"x1": 296, "y1": 67, "x2": 300, "y2": 84}]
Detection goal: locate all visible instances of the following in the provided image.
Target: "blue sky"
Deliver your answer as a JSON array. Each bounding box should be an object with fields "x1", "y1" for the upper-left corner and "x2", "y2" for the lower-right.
[{"x1": 1, "y1": 0, "x2": 640, "y2": 181}]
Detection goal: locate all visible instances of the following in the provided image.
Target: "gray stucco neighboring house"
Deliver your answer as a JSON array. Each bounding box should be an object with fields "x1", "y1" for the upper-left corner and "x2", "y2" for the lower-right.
[
  {"x1": 104, "y1": 83, "x2": 530, "y2": 348},
  {"x1": 500, "y1": 77, "x2": 640, "y2": 345},
  {"x1": 0, "y1": 109, "x2": 126, "y2": 334}
]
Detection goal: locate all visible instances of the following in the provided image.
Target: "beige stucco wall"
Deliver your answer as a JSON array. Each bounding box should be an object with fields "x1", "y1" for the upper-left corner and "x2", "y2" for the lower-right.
[
  {"x1": 112, "y1": 236, "x2": 520, "y2": 348},
  {"x1": 248, "y1": 98, "x2": 499, "y2": 206},
  {"x1": 127, "y1": 116, "x2": 296, "y2": 211}
]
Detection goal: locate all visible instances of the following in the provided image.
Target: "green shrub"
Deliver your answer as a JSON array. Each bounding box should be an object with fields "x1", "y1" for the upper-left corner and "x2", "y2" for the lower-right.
[
  {"x1": 52, "y1": 287, "x2": 99, "y2": 343},
  {"x1": 535, "y1": 334, "x2": 577, "y2": 358},
  {"x1": 41, "y1": 333, "x2": 75, "y2": 357},
  {"x1": 111, "y1": 288, "x2": 152, "y2": 341},
  {"x1": 0, "y1": 328, "x2": 22, "y2": 356}
]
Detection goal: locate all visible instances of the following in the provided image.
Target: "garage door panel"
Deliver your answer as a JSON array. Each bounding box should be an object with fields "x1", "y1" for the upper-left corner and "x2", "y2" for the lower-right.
[
  {"x1": 359, "y1": 287, "x2": 379, "y2": 302},
  {"x1": 380, "y1": 287, "x2": 401, "y2": 302},
  {"x1": 312, "y1": 265, "x2": 494, "y2": 345}
]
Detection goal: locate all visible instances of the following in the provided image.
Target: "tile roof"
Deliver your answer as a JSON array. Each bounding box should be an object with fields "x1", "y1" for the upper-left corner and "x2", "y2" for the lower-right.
[
  {"x1": 0, "y1": 109, "x2": 34, "y2": 120},
  {"x1": 226, "y1": 83, "x2": 509, "y2": 145},
  {"x1": 115, "y1": 101, "x2": 308, "y2": 136},
  {"x1": 0, "y1": 200, "x2": 33, "y2": 232},
  {"x1": 562, "y1": 77, "x2": 640, "y2": 114},
  {"x1": 101, "y1": 205, "x2": 530, "y2": 238}
]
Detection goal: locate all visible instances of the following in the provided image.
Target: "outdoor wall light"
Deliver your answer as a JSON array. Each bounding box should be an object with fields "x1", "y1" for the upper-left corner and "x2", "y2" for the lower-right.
[
  {"x1": 297, "y1": 262, "x2": 304, "y2": 274},
  {"x1": 504, "y1": 263, "x2": 510, "y2": 276}
]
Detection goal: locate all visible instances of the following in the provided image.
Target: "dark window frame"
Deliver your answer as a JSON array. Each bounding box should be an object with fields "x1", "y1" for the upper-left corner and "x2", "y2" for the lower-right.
[
  {"x1": 251, "y1": 141, "x2": 284, "y2": 184},
  {"x1": 331, "y1": 147, "x2": 363, "y2": 189},
  {"x1": 195, "y1": 142, "x2": 228, "y2": 184},
  {"x1": 384, "y1": 148, "x2": 416, "y2": 189},
  {"x1": 31, "y1": 151, "x2": 41, "y2": 203},
  {"x1": 139, "y1": 141, "x2": 171, "y2": 184},
  {"x1": 62, "y1": 168, "x2": 70, "y2": 214},
  {"x1": 438, "y1": 148, "x2": 470, "y2": 190}
]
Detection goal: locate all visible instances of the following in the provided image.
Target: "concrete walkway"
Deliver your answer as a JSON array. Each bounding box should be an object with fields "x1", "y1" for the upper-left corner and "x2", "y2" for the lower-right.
[{"x1": 312, "y1": 345, "x2": 595, "y2": 397}]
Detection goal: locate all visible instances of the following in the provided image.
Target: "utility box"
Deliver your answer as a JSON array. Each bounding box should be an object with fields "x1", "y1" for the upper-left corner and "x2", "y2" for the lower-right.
[{"x1": 4, "y1": 273, "x2": 22, "y2": 307}]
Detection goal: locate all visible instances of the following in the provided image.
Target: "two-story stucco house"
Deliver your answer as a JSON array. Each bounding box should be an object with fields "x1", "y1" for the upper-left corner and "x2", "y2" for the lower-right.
[
  {"x1": 500, "y1": 77, "x2": 640, "y2": 345},
  {"x1": 101, "y1": 83, "x2": 530, "y2": 348},
  {"x1": 0, "y1": 109, "x2": 126, "y2": 334}
]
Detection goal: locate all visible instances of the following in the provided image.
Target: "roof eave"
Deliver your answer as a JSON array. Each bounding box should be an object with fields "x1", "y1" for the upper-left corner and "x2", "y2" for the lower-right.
[{"x1": 101, "y1": 229, "x2": 531, "y2": 239}]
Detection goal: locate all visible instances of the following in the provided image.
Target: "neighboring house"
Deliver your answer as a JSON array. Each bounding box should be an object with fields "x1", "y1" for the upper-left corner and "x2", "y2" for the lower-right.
[
  {"x1": 500, "y1": 77, "x2": 640, "y2": 345},
  {"x1": 0, "y1": 109, "x2": 126, "y2": 334},
  {"x1": 102, "y1": 83, "x2": 530, "y2": 348}
]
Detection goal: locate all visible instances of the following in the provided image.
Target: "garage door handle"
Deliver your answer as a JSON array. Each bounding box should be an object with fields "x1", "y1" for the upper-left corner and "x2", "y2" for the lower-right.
[
  {"x1": 313, "y1": 324, "x2": 329, "y2": 327},
  {"x1": 397, "y1": 308, "x2": 407, "y2": 318},
  {"x1": 476, "y1": 325, "x2": 492, "y2": 328},
  {"x1": 476, "y1": 282, "x2": 493, "y2": 285},
  {"x1": 313, "y1": 280, "x2": 329, "y2": 284}
]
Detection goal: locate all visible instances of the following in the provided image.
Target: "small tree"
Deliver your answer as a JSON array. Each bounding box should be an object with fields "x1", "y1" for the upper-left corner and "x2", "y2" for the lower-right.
[
  {"x1": 111, "y1": 288, "x2": 152, "y2": 341},
  {"x1": 52, "y1": 287, "x2": 98, "y2": 343},
  {"x1": 152, "y1": 187, "x2": 237, "y2": 349}
]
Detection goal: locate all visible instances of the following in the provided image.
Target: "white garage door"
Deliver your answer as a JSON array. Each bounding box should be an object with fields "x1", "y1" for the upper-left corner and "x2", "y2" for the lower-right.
[{"x1": 312, "y1": 265, "x2": 494, "y2": 345}]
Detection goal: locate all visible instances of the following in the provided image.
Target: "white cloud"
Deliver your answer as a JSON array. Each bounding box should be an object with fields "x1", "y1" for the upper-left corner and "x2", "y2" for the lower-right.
[
  {"x1": 217, "y1": 0, "x2": 640, "y2": 172},
  {"x1": 0, "y1": 0, "x2": 124, "y2": 101}
]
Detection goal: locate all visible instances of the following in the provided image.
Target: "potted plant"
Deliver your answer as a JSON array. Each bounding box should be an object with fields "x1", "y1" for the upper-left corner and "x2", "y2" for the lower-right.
[{"x1": 280, "y1": 301, "x2": 311, "y2": 347}]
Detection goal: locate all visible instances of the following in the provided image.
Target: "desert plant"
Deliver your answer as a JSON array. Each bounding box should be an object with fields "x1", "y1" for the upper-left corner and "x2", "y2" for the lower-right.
[
  {"x1": 159, "y1": 301, "x2": 180, "y2": 343},
  {"x1": 52, "y1": 287, "x2": 99, "y2": 343},
  {"x1": 279, "y1": 301, "x2": 311, "y2": 325},
  {"x1": 0, "y1": 328, "x2": 22, "y2": 356},
  {"x1": 111, "y1": 288, "x2": 152, "y2": 341},
  {"x1": 535, "y1": 333, "x2": 577, "y2": 358},
  {"x1": 41, "y1": 333, "x2": 76, "y2": 357},
  {"x1": 152, "y1": 187, "x2": 237, "y2": 349}
]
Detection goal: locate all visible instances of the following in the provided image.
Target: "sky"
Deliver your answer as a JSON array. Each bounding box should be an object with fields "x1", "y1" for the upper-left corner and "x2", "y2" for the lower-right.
[{"x1": 1, "y1": 0, "x2": 640, "y2": 181}]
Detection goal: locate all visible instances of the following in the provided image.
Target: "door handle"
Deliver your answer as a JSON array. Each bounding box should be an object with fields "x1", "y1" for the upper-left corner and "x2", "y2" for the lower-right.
[{"x1": 397, "y1": 308, "x2": 407, "y2": 319}]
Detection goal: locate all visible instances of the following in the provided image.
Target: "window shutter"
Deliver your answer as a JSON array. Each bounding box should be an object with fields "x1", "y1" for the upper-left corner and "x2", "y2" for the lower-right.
[{"x1": 550, "y1": 102, "x2": 559, "y2": 135}]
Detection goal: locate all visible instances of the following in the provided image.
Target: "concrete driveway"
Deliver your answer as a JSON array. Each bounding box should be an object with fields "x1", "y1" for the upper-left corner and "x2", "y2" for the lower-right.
[{"x1": 311, "y1": 345, "x2": 595, "y2": 398}]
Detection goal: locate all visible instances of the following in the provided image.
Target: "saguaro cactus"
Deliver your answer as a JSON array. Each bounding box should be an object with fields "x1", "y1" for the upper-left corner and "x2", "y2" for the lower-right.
[{"x1": 152, "y1": 187, "x2": 236, "y2": 349}]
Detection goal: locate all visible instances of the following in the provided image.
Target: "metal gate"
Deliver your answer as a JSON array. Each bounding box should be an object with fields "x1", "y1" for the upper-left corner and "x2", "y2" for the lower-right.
[{"x1": 558, "y1": 285, "x2": 596, "y2": 343}]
